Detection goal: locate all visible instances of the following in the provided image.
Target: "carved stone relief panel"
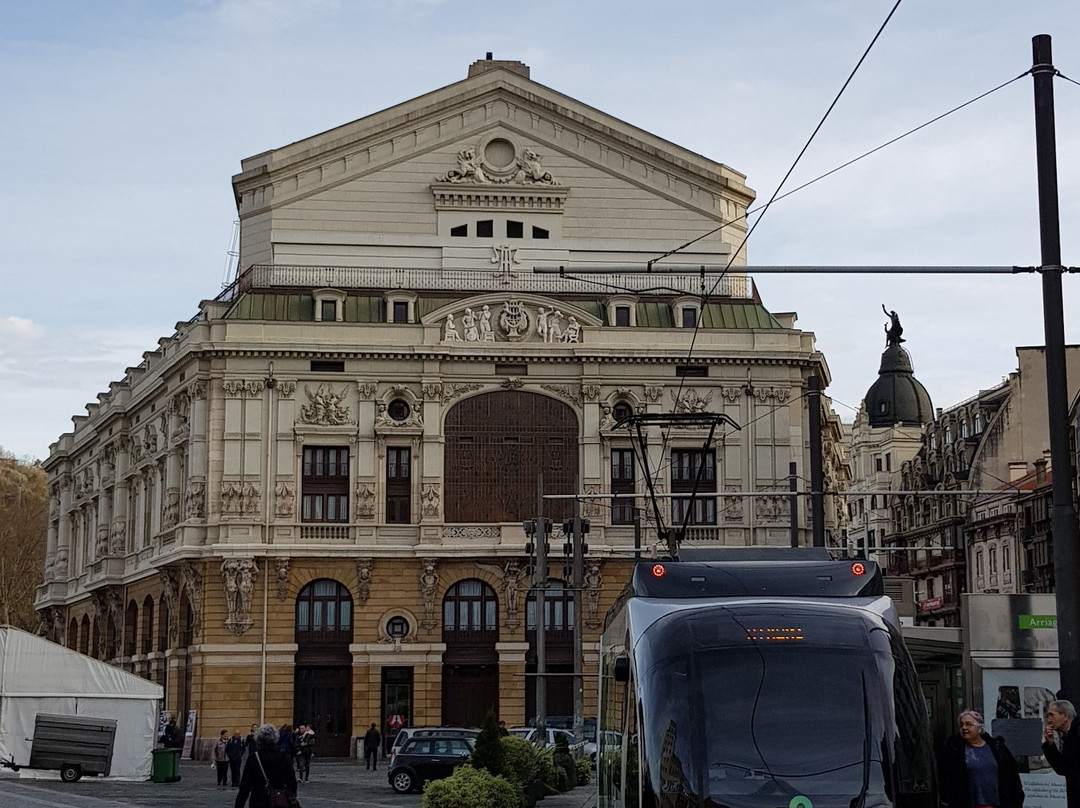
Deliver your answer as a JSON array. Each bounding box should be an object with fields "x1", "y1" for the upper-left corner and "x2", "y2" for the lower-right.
[
  {"x1": 299, "y1": 384, "x2": 352, "y2": 426},
  {"x1": 274, "y1": 557, "x2": 290, "y2": 601},
  {"x1": 419, "y1": 558, "x2": 439, "y2": 633},
  {"x1": 356, "y1": 558, "x2": 373, "y2": 607},
  {"x1": 180, "y1": 560, "x2": 203, "y2": 638},
  {"x1": 222, "y1": 558, "x2": 258, "y2": 636}
]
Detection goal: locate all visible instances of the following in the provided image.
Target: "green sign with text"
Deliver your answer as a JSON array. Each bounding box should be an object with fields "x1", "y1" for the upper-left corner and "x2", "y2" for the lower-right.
[{"x1": 1018, "y1": 615, "x2": 1057, "y2": 629}]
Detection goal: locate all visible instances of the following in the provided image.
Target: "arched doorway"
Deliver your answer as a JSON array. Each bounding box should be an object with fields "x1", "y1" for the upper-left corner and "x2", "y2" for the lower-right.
[
  {"x1": 444, "y1": 391, "x2": 578, "y2": 523},
  {"x1": 294, "y1": 579, "x2": 353, "y2": 756},
  {"x1": 442, "y1": 579, "x2": 499, "y2": 726},
  {"x1": 525, "y1": 580, "x2": 575, "y2": 720}
]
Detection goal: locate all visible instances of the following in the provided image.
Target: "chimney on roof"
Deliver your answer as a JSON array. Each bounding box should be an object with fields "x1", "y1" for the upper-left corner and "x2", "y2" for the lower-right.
[
  {"x1": 1009, "y1": 461, "x2": 1028, "y2": 482},
  {"x1": 1034, "y1": 457, "x2": 1048, "y2": 486},
  {"x1": 468, "y1": 56, "x2": 530, "y2": 79}
]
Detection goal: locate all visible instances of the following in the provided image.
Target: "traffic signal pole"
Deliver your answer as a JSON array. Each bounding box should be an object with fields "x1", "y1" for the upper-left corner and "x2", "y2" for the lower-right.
[{"x1": 1031, "y1": 34, "x2": 1080, "y2": 709}]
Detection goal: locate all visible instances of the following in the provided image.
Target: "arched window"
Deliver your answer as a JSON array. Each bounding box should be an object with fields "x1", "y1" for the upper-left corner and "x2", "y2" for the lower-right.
[
  {"x1": 442, "y1": 580, "x2": 498, "y2": 633},
  {"x1": 973, "y1": 412, "x2": 982, "y2": 433},
  {"x1": 80, "y1": 614, "x2": 90, "y2": 655},
  {"x1": 124, "y1": 601, "x2": 138, "y2": 657},
  {"x1": 142, "y1": 596, "x2": 154, "y2": 655},
  {"x1": 526, "y1": 580, "x2": 574, "y2": 633},
  {"x1": 295, "y1": 579, "x2": 353, "y2": 643},
  {"x1": 158, "y1": 601, "x2": 170, "y2": 652},
  {"x1": 68, "y1": 618, "x2": 79, "y2": 651}
]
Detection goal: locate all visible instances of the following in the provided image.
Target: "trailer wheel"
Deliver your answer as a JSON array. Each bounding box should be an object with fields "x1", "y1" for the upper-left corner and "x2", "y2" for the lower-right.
[{"x1": 60, "y1": 764, "x2": 82, "y2": 782}]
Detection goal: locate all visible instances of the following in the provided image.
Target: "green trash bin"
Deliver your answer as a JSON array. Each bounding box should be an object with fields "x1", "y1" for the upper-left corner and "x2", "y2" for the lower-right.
[{"x1": 151, "y1": 748, "x2": 181, "y2": 783}]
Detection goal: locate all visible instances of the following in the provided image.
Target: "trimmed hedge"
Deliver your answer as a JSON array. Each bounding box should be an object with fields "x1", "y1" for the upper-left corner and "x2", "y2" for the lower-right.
[{"x1": 422, "y1": 764, "x2": 524, "y2": 808}]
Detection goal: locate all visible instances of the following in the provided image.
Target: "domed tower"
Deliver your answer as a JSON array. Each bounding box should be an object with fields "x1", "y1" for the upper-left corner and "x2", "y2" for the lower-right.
[
  {"x1": 846, "y1": 310, "x2": 932, "y2": 569},
  {"x1": 864, "y1": 341, "x2": 934, "y2": 427}
]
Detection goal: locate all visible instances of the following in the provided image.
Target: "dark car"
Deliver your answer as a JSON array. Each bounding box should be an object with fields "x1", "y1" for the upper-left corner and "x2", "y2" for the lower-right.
[{"x1": 388, "y1": 735, "x2": 474, "y2": 793}]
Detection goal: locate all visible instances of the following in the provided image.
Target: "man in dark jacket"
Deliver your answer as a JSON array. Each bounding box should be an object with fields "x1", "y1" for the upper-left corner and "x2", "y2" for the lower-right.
[
  {"x1": 938, "y1": 710, "x2": 1024, "y2": 808},
  {"x1": 363, "y1": 723, "x2": 381, "y2": 771},
  {"x1": 161, "y1": 718, "x2": 183, "y2": 749},
  {"x1": 1043, "y1": 700, "x2": 1080, "y2": 806},
  {"x1": 226, "y1": 730, "x2": 246, "y2": 787}
]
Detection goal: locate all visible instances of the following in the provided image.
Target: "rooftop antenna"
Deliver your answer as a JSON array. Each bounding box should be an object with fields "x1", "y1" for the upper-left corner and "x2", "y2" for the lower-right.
[{"x1": 221, "y1": 219, "x2": 240, "y2": 288}]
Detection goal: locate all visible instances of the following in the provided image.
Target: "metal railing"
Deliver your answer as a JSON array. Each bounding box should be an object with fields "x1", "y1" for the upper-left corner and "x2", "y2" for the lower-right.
[{"x1": 214, "y1": 264, "x2": 755, "y2": 302}]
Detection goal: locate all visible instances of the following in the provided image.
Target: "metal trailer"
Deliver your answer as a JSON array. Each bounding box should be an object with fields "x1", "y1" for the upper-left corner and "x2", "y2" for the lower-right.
[{"x1": 1, "y1": 713, "x2": 118, "y2": 782}]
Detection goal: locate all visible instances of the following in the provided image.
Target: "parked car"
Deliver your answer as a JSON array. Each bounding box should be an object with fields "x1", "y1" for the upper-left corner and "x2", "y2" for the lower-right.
[
  {"x1": 388, "y1": 735, "x2": 474, "y2": 793},
  {"x1": 388, "y1": 726, "x2": 478, "y2": 766},
  {"x1": 507, "y1": 726, "x2": 586, "y2": 755}
]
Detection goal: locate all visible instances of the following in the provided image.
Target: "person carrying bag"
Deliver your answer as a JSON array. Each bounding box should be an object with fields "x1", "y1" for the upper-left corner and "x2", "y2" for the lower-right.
[{"x1": 235, "y1": 723, "x2": 300, "y2": 808}]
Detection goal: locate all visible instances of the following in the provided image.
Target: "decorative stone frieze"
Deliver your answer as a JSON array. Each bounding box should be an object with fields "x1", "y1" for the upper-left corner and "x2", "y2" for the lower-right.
[
  {"x1": 355, "y1": 483, "x2": 376, "y2": 519},
  {"x1": 357, "y1": 382, "x2": 378, "y2": 400},
  {"x1": 277, "y1": 381, "x2": 296, "y2": 399},
  {"x1": 223, "y1": 379, "x2": 265, "y2": 398},
  {"x1": 501, "y1": 378, "x2": 524, "y2": 390},
  {"x1": 300, "y1": 384, "x2": 351, "y2": 425},
  {"x1": 185, "y1": 480, "x2": 206, "y2": 519},
  {"x1": 442, "y1": 383, "x2": 482, "y2": 403},
  {"x1": 274, "y1": 481, "x2": 295, "y2": 518},
  {"x1": 644, "y1": 385, "x2": 664, "y2": 403},
  {"x1": 435, "y1": 141, "x2": 558, "y2": 186},
  {"x1": 441, "y1": 526, "x2": 499, "y2": 541},
  {"x1": 582, "y1": 484, "x2": 603, "y2": 519},
  {"x1": 422, "y1": 383, "x2": 442, "y2": 401},
  {"x1": 541, "y1": 384, "x2": 582, "y2": 407},
  {"x1": 422, "y1": 484, "x2": 440, "y2": 517},
  {"x1": 671, "y1": 388, "x2": 713, "y2": 413},
  {"x1": 221, "y1": 482, "x2": 260, "y2": 516}
]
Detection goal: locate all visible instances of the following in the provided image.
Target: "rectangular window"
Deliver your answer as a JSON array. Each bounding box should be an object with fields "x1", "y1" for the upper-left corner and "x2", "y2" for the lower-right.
[
  {"x1": 681, "y1": 308, "x2": 697, "y2": 328},
  {"x1": 675, "y1": 365, "x2": 708, "y2": 378},
  {"x1": 875, "y1": 456, "x2": 883, "y2": 472},
  {"x1": 670, "y1": 449, "x2": 716, "y2": 525},
  {"x1": 450, "y1": 224, "x2": 467, "y2": 237},
  {"x1": 386, "y1": 447, "x2": 411, "y2": 524},
  {"x1": 611, "y1": 449, "x2": 636, "y2": 525},
  {"x1": 614, "y1": 306, "x2": 631, "y2": 327},
  {"x1": 886, "y1": 453, "x2": 892, "y2": 471},
  {"x1": 301, "y1": 446, "x2": 349, "y2": 523},
  {"x1": 321, "y1": 300, "x2": 338, "y2": 322},
  {"x1": 310, "y1": 360, "x2": 345, "y2": 373},
  {"x1": 507, "y1": 220, "x2": 523, "y2": 238},
  {"x1": 476, "y1": 219, "x2": 493, "y2": 238},
  {"x1": 392, "y1": 301, "x2": 409, "y2": 323},
  {"x1": 532, "y1": 226, "x2": 549, "y2": 239}
]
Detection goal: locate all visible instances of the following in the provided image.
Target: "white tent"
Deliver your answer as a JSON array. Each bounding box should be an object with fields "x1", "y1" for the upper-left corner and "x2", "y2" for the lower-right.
[{"x1": 0, "y1": 625, "x2": 162, "y2": 779}]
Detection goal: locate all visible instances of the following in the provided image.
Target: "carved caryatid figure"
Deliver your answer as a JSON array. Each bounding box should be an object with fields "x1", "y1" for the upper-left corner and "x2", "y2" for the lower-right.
[
  {"x1": 882, "y1": 304, "x2": 905, "y2": 347},
  {"x1": 462, "y1": 308, "x2": 479, "y2": 342},
  {"x1": 479, "y1": 305, "x2": 494, "y2": 341},
  {"x1": 222, "y1": 558, "x2": 258, "y2": 635},
  {"x1": 444, "y1": 313, "x2": 460, "y2": 342}
]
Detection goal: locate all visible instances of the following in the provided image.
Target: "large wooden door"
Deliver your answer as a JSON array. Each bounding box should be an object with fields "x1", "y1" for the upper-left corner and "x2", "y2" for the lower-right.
[
  {"x1": 294, "y1": 666, "x2": 352, "y2": 757},
  {"x1": 444, "y1": 391, "x2": 578, "y2": 523},
  {"x1": 441, "y1": 664, "x2": 499, "y2": 727}
]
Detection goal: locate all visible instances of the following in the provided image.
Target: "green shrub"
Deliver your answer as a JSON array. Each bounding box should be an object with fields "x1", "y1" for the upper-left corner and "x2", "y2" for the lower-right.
[
  {"x1": 499, "y1": 735, "x2": 541, "y2": 789},
  {"x1": 471, "y1": 710, "x2": 505, "y2": 775},
  {"x1": 552, "y1": 733, "x2": 576, "y2": 793},
  {"x1": 574, "y1": 755, "x2": 592, "y2": 786},
  {"x1": 422, "y1": 764, "x2": 524, "y2": 808},
  {"x1": 537, "y1": 748, "x2": 562, "y2": 794}
]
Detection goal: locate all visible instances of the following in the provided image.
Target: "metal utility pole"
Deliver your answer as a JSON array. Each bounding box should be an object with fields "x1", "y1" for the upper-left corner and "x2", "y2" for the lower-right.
[
  {"x1": 1032, "y1": 34, "x2": 1080, "y2": 706},
  {"x1": 569, "y1": 503, "x2": 587, "y2": 750},
  {"x1": 789, "y1": 462, "x2": 799, "y2": 548},
  {"x1": 808, "y1": 376, "x2": 825, "y2": 547},
  {"x1": 534, "y1": 476, "x2": 548, "y2": 739}
]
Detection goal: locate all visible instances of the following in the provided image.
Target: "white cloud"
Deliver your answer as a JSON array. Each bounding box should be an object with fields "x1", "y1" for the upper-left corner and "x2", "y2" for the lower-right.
[{"x1": 0, "y1": 316, "x2": 44, "y2": 339}]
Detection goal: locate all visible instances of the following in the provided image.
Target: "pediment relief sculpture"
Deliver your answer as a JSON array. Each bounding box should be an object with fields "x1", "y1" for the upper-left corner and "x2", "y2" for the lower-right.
[
  {"x1": 442, "y1": 300, "x2": 582, "y2": 345},
  {"x1": 436, "y1": 139, "x2": 558, "y2": 186}
]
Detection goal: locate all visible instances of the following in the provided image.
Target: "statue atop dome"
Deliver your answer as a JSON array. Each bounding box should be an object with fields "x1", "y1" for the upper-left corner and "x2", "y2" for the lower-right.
[{"x1": 882, "y1": 304, "x2": 905, "y2": 347}]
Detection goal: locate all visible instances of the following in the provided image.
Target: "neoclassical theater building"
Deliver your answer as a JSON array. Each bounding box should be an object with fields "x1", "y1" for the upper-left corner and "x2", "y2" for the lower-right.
[{"x1": 37, "y1": 57, "x2": 847, "y2": 756}]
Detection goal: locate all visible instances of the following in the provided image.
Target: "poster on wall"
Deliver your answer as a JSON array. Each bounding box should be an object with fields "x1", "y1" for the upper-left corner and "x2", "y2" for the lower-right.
[
  {"x1": 981, "y1": 669, "x2": 1066, "y2": 808},
  {"x1": 181, "y1": 709, "x2": 198, "y2": 759}
]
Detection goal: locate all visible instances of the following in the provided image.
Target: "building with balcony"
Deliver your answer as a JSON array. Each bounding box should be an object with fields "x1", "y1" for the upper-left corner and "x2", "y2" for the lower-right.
[
  {"x1": 35, "y1": 56, "x2": 846, "y2": 756},
  {"x1": 887, "y1": 346, "x2": 1080, "y2": 627}
]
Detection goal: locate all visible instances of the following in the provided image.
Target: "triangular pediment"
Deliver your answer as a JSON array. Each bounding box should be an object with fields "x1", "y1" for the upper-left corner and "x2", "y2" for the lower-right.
[{"x1": 233, "y1": 65, "x2": 754, "y2": 221}]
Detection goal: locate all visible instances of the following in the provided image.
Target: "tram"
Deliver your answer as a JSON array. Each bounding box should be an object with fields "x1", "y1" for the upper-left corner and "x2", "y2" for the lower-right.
[{"x1": 598, "y1": 549, "x2": 937, "y2": 808}]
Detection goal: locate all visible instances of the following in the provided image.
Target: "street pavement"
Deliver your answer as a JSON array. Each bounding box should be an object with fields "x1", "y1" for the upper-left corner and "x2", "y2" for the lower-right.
[{"x1": 0, "y1": 757, "x2": 597, "y2": 808}]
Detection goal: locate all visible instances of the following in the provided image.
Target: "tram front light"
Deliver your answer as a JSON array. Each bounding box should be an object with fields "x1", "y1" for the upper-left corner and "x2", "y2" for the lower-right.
[
  {"x1": 851, "y1": 562, "x2": 866, "y2": 576},
  {"x1": 651, "y1": 564, "x2": 666, "y2": 578}
]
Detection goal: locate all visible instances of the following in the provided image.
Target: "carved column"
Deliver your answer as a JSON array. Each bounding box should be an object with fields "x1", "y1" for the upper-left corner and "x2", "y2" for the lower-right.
[
  {"x1": 44, "y1": 484, "x2": 59, "y2": 581},
  {"x1": 187, "y1": 380, "x2": 209, "y2": 519},
  {"x1": 55, "y1": 471, "x2": 73, "y2": 580}
]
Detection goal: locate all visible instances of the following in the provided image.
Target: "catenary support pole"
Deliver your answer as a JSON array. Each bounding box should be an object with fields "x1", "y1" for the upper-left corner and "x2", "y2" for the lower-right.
[
  {"x1": 571, "y1": 485, "x2": 584, "y2": 751},
  {"x1": 535, "y1": 475, "x2": 547, "y2": 739},
  {"x1": 789, "y1": 462, "x2": 799, "y2": 548},
  {"x1": 808, "y1": 376, "x2": 825, "y2": 547},
  {"x1": 1032, "y1": 34, "x2": 1080, "y2": 708}
]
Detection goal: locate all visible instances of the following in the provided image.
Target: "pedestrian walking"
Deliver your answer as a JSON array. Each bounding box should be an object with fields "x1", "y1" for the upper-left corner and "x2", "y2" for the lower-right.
[
  {"x1": 235, "y1": 723, "x2": 299, "y2": 808},
  {"x1": 226, "y1": 730, "x2": 246, "y2": 787},
  {"x1": 1043, "y1": 699, "x2": 1080, "y2": 805},
  {"x1": 278, "y1": 723, "x2": 295, "y2": 758},
  {"x1": 939, "y1": 709, "x2": 1024, "y2": 808},
  {"x1": 295, "y1": 724, "x2": 315, "y2": 783},
  {"x1": 363, "y1": 723, "x2": 382, "y2": 771},
  {"x1": 213, "y1": 730, "x2": 230, "y2": 787}
]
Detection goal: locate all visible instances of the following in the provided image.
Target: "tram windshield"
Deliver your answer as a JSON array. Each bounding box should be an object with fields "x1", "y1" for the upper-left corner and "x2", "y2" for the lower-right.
[{"x1": 633, "y1": 603, "x2": 933, "y2": 808}]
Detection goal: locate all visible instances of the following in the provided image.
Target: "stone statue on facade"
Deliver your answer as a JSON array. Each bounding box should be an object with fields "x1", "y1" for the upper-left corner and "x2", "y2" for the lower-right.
[
  {"x1": 222, "y1": 558, "x2": 257, "y2": 635},
  {"x1": 462, "y1": 308, "x2": 479, "y2": 342},
  {"x1": 419, "y1": 559, "x2": 439, "y2": 632},
  {"x1": 479, "y1": 305, "x2": 494, "y2": 341},
  {"x1": 300, "y1": 384, "x2": 351, "y2": 426},
  {"x1": 444, "y1": 313, "x2": 460, "y2": 341}
]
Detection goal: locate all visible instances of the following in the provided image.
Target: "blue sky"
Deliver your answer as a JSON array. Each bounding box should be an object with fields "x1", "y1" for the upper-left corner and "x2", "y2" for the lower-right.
[{"x1": 2, "y1": 0, "x2": 1079, "y2": 460}]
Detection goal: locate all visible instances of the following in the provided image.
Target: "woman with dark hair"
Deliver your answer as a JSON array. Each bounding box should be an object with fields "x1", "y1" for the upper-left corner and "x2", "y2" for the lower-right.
[
  {"x1": 939, "y1": 710, "x2": 1024, "y2": 808},
  {"x1": 235, "y1": 723, "x2": 298, "y2": 808}
]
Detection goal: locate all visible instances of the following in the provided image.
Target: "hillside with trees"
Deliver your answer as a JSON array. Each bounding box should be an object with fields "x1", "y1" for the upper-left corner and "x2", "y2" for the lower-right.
[{"x1": 0, "y1": 449, "x2": 47, "y2": 631}]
